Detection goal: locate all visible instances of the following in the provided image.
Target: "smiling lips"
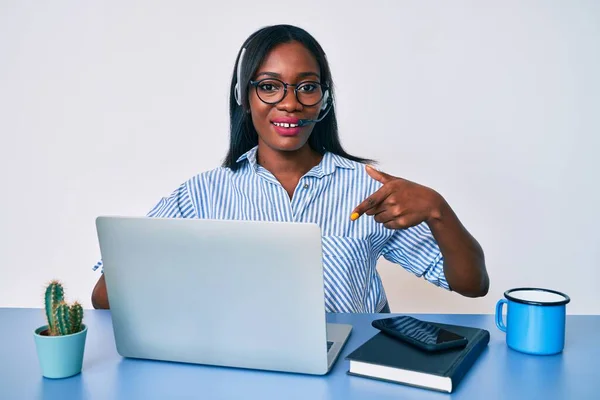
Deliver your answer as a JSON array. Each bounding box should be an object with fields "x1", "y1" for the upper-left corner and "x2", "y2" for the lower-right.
[{"x1": 271, "y1": 118, "x2": 302, "y2": 136}]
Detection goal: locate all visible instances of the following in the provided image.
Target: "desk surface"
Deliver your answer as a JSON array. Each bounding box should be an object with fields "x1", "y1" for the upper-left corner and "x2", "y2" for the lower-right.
[{"x1": 1, "y1": 308, "x2": 598, "y2": 400}]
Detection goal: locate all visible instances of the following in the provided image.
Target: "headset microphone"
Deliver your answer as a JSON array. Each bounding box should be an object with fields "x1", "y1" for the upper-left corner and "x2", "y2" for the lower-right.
[{"x1": 297, "y1": 95, "x2": 333, "y2": 127}]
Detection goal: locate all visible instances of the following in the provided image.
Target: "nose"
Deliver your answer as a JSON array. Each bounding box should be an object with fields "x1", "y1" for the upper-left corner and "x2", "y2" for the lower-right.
[{"x1": 276, "y1": 87, "x2": 303, "y2": 113}]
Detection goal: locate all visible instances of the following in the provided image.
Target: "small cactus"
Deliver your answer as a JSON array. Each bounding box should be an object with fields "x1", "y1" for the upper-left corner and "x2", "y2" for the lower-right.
[
  {"x1": 69, "y1": 302, "x2": 83, "y2": 333},
  {"x1": 56, "y1": 301, "x2": 72, "y2": 335},
  {"x1": 43, "y1": 280, "x2": 84, "y2": 336},
  {"x1": 44, "y1": 280, "x2": 64, "y2": 335}
]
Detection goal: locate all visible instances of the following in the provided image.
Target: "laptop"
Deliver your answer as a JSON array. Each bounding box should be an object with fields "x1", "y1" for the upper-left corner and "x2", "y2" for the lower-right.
[{"x1": 95, "y1": 216, "x2": 352, "y2": 375}]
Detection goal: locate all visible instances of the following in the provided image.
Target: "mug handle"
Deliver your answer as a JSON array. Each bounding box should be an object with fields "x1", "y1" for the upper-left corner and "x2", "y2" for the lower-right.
[{"x1": 495, "y1": 299, "x2": 508, "y2": 333}]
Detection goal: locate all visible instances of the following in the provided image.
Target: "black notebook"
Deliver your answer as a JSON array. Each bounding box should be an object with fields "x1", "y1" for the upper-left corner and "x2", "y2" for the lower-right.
[{"x1": 345, "y1": 321, "x2": 489, "y2": 393}]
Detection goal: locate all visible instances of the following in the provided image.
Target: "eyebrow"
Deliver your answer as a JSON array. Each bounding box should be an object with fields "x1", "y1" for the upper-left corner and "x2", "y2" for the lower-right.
[{"x1": 255, "y1": 71, "x2": 321, "y2": 80}]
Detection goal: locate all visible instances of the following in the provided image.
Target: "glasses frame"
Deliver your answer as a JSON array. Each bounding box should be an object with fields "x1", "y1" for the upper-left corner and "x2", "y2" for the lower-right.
[{"x1": 249, "y1": 78, "x2": 329, "y2": 107}]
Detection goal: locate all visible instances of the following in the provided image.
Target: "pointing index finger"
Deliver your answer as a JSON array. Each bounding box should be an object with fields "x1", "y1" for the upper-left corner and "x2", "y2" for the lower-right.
[{"x1": 350, "y1": 186, "x2": 391, "y2": 221}]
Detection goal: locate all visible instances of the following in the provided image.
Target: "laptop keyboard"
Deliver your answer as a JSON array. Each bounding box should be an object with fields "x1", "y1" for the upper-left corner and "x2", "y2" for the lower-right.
[{"x1": 327, "y1": 341, "x2": 334, "y2": 352}]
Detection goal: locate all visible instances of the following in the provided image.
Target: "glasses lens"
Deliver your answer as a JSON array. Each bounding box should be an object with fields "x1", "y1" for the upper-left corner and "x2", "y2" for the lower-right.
[
  {"x1": 297, "y1": 82, "x2": 324, "y2": 106},
  {"x1": 255, "y1": 79, "x2": 285, "y2": 104}
]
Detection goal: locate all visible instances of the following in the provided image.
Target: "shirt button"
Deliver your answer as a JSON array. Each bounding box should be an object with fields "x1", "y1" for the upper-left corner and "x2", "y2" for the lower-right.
[{"x1": 303, "y1": 183, "x2": 309, "y2": 189}]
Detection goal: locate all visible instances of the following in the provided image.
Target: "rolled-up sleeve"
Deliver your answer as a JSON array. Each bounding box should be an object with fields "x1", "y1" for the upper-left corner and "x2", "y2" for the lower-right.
[
  {"x1": 380, "y1": 222, "x2": 450, "y2": 290},
  {"x1": 92, "y1": 182, "x2": 195, "y2": 273}
]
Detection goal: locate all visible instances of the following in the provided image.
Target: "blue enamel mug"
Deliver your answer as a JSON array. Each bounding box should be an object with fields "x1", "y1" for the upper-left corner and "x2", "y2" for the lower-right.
[{"x1": 495, "y1": 288, "x2": 570, "y2": 355}]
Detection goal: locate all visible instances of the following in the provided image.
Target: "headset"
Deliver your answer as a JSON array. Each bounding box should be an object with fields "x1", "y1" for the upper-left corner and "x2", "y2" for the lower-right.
[{"x1": 234, "y1": 46, "x2": 333, "y2": 126}]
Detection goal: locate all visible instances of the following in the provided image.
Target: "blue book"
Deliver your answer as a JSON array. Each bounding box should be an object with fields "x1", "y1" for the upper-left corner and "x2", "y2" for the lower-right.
[{"x1": 345, "y1": 322, "x2": 489, "y2": 393}]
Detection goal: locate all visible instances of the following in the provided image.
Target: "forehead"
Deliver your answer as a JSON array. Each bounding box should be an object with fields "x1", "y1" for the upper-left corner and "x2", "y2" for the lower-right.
[{"x1": 256, "y1": 41, "x2": 320, "y2": 76}]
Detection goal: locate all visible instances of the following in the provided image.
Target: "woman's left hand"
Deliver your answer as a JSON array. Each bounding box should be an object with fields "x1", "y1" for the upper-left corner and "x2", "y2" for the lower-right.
[{"x1": 350, "y1": 165, "x2": 446, "y2": 229}]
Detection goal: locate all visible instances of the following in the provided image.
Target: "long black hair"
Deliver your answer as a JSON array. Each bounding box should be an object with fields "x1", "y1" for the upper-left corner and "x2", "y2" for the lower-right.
[{"x1": 222, "y1": 24, "x2": 375, "y2": 170}]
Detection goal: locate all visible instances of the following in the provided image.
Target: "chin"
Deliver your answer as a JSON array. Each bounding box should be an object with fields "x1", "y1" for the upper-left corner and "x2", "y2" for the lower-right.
[{"x1": 264, "y1": 135, "x2": 311, "y2": 152}]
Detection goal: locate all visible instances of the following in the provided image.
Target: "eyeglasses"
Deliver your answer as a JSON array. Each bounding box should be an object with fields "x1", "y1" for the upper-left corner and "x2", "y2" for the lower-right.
[{"x1": 249, "y1": 78, "x2": 328, "y2": 107}]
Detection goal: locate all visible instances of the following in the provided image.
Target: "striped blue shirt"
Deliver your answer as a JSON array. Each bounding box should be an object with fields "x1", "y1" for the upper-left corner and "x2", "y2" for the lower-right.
[{"x1": 93, "y1": 146, "x2": 449, "y2": 312}]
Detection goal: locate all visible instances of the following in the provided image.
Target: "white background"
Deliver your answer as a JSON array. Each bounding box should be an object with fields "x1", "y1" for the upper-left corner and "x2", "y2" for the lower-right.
[{"x1": 1, "y1": 1, "x2": 598, "y2": 314}]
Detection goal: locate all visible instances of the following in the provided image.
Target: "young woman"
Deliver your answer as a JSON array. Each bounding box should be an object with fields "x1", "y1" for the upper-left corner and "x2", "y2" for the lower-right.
[{"x1": 92, "y1": 24, "x2": 489, "y2": 311}]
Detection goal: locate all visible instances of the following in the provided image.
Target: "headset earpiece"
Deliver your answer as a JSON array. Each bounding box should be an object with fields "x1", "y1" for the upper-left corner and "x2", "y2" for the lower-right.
[
  {"x1": 320, "y1": 90, "x2": 330, "y2": 111},
  {"x1": 235, "y1": 48, "x2": 247, "y2": 106},
  {"x1": 234, "y1": 83, "x2": 241, "y2": 106}
]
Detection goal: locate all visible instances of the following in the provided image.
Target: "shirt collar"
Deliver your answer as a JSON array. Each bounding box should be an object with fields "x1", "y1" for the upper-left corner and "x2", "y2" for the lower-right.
[
  {"x1": 235, "y1": 145, "x2": 355, "y2": 177},
  {"x1": 236, "y1": 146, "x2": 259, "y2": 170}
]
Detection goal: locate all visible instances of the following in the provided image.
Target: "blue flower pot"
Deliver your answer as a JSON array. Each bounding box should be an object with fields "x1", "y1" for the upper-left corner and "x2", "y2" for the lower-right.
[{"x1": 33, "y1": 324, "x2": 87, "y2": 379}]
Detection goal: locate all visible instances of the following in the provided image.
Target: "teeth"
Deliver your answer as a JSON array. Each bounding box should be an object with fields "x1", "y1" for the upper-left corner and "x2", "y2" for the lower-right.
[{"x1": 273, "y1": 122, "x2": 298, "y2": 128}]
